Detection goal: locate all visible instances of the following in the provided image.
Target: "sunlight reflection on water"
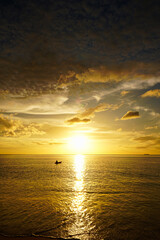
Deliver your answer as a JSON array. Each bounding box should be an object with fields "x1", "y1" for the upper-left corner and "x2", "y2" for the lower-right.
[
  {"x1": 69, "y1": 155, "x2": 87, "y2": 237},
  {"x1": 73, "y1": 155, "x2": 85, "y2": 210}
]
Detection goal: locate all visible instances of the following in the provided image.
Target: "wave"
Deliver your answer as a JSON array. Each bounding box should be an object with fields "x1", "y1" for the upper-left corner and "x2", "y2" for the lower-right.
[{"x1": 0, "y1": 233, "x2": 80, "y2": 240}]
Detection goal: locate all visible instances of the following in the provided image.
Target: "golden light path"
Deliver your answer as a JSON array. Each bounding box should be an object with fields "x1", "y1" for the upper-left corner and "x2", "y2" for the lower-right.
[
  {"x1": 74, "y1": 154, "x2": 84, "y2": 198},
  {"x1": 69, "y1": 155, "x2": 86, "y2": 236}
]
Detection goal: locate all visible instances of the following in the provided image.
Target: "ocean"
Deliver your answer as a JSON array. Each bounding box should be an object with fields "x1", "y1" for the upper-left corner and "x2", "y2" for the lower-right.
[{"x1": 0, "y1": 154, "x2": 160, "y2": 240}]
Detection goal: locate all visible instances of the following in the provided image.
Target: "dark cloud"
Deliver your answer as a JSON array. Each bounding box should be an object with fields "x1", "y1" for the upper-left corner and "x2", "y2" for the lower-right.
[
  {"x1": 121, "y1": 111, "x2": 140, "y2": 120},
  {"x1": 66, "y1": 117, "x2": 91, "y2": 125},
  {"x1": 0, "y1": 0, "x2": 159, "y2": 95}
]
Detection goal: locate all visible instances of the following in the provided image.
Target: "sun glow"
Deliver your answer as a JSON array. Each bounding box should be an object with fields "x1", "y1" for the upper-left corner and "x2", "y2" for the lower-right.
[{"x1": 68, "y1": 135, "x2": 89, "y2": 153}]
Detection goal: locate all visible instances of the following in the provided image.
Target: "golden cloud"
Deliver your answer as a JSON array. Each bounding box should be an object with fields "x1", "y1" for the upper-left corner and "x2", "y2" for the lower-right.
[
  {"x1": 0, "y1": 114, "x2": 45, "y2": 137},
  {"x1": 0, "y1": 114, "x2": 14, "y2": 129},
  {"x1": 66, "y1": 103, "x2": 108, "y2": 125},
  {"x1": 141, "y1": 89, "x2": 160, "y2": 98},
  {"x1": 79, "y1": 103, "x2": 108, "y2": 118},
  {"x1": 75, "y1": 62, "x2": 160, "y2": 83},
  {"x1": 121, "y1": 90, "x2": 130, "y2": 96},
  {"x1": 121, "y1": 111, "x2": 140, "y2": 120},
  {"x1": 66, "y1": 117, "x2": 91, "y2": 125}
]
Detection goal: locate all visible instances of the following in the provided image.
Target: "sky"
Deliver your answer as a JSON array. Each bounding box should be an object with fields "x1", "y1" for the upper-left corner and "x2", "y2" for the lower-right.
[{"x1": 0, "y1": 0, "x2": 160, "y2": 154}]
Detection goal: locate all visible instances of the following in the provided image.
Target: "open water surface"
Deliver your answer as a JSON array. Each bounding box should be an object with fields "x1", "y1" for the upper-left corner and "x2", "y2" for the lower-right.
[{"x1": 0, "y1": 154, "x2": 160, "y2": 239}]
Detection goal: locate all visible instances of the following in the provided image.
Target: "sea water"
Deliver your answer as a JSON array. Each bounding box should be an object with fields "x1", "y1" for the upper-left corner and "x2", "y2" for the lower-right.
[{"x1": 0, "y1": 154, "x2": 160, "y2": 240}]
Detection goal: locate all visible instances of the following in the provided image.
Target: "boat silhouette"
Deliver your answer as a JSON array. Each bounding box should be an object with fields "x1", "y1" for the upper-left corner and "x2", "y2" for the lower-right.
[{"x1": 55, "y1": 160, "x2": 62, "y2": 164}]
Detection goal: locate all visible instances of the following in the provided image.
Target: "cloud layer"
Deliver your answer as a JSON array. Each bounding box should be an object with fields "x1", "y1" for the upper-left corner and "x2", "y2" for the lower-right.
[{"x1": 0, "y1": 0, "x2": 159, "y2": 95}]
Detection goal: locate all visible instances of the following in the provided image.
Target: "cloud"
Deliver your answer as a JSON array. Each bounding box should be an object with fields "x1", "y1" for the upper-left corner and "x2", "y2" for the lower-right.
[
  {"x1": 0, "y1": 93, "x2": 83, "y2": 115},
  {"x1": 66, "y1": 117, "x2": 91, "y2": 125},
  {"x1": 145, "y1": 126, "x2": 158, "y2": 130},
  {"x1": 134, "y1": 135, "x2": 156, "y2": 142},
  {"x1": 0, "y1": 114, "x2": 45, "y2": 137},
  {"x1": 141, "y1": 89, "x2": 160, "y2": 98},
  {"x1": 81, "y1": 77, "x2": 160, "y2": 103},
  {"x1": 66, "y1": 103, "x2": 108, "y2": 125},
  {"x1": 79, "y1": 103, "x2": 111, "y2": 118},
  {"x1": 121, "y1": 111, "x2": 140, "y2": 120},
  {"x1": 133, "y1": 105, "x2": 160, "y2": 118},
  {"x1": 0, "y1": 0, "x2": 159, "y2": 95},
  {"x1": 33, "y1": 141, "x2": 65, "y2": 145},
  {"x1": 134, "y1": 135, "x2": 160, "y2": 147},
  {"x1": 0, "y1": 90, "x2": 9, "y2": 98},
  {"x1": 75, "y1": 62, "x2": 160, "y2": 84},
  {"x1": 0, "y1": 114, "x2": 13, "y2": 129},
  {"x1": 121, "y1": 90, "x2": 130, "y2": 96}
]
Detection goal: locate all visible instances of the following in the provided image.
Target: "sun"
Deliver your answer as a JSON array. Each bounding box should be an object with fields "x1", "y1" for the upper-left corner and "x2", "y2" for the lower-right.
[{"x1": 68, "y1": 135, "x2": 89, "y2": 153}]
